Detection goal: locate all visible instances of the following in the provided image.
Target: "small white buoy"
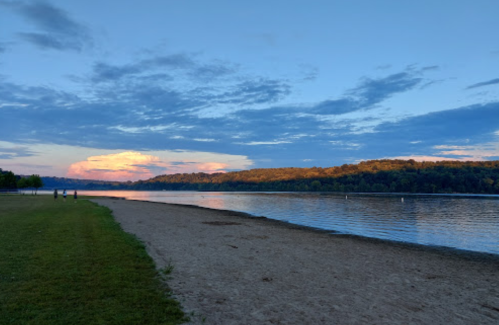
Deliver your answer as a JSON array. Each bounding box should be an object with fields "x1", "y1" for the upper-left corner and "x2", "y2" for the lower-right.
[{"x1": 401, "y1": 197, "x2": 404, "y2": 202}]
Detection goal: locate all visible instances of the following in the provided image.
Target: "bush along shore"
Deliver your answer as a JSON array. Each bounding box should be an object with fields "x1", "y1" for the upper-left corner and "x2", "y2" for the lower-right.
[{"x1": 0, "y1": 195, "x2": 187, "y2": 325}]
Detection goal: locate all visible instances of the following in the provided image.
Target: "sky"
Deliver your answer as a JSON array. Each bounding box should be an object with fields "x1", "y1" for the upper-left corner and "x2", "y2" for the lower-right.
[{"x1": 1, "y1": 0, "x2": 499, "y2": 181}]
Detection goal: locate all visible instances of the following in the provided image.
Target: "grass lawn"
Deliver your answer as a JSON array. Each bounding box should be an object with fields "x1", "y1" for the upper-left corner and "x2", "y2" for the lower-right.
[{"x1": 0, "y1": 195, "x2": 187, "y2": 325}]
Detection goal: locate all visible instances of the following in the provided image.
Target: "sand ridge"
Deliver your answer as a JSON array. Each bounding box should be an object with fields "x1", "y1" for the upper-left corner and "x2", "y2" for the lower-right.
[{"x1": 91, "y1": 198, "x2": 499, "y2": 325}]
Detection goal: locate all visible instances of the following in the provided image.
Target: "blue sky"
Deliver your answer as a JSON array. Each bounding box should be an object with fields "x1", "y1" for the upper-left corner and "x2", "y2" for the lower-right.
[{"x1": 1, "y1": 0, "x2": 498, "y2": 180}]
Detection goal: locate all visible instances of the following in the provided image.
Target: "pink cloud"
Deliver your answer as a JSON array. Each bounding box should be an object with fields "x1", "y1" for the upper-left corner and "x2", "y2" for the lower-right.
[
  {"x1": 67, "y1": 151, "x2": 163, "y2": 181},
  {"x1": 196, "y1": 162, "x2": 229, "y2": 173},
  {"x1": 67, "y1": 151, "x2": 233, "y2": 181}
]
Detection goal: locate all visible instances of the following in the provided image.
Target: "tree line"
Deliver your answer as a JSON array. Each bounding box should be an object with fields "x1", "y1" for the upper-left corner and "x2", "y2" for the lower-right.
[
  {"x1": 35, "y1": 159, "x2": 499, "y2": 194},
  {"x1": 0, "y1": 168, "x2": 44, "y2": 194},
  {"x1": 129, "y1": 159, "x2": 499, "y2": 194}
]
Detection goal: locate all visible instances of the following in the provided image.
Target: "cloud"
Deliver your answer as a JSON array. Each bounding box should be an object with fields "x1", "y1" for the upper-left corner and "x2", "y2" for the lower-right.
[
  {"x1": 375, "y1": 64, "x2": 392, "y2": 70},
  {"x1": 237, "y1": 140, "x2": 292, "y2": 146},
  {"x1": 300, "y1": 65, "x2": 319, "y2": 81},
  {"x1": 193, "y1": 138, "x2": 217, "y2": 142},
  {"x1": 466, "y1": 78, "x2": 499, "y2": 90},
  {"x1": 1, "y1": 139, "x2": 254, "y2": 178},
  {"x1": 0, "y1": 66, "x2": 430, "y2": 164},
  {"x1": 196, "y1": 162, "x2": 229, "y2": 173},
  {"x1": 353, "y1": 102, "x2": 499, "y2": 162},
  {"x1": 91, "y1": 63, "x2": 144, "y2": 83},
  {"x1": 91, "y1": 54, "x2": 236, "y2": 83},
  {"x1": 388, "y1": 140, "x2": 499, "y2": 162},
  {"x1": 2, "y1": 60, "x2": 493, "y2": 171},
  {"x1": 420, "y1": 65, "x2": 439, "y2": 71},
  {"x1": 67, "y1": 151, "x2": 239, "y2": 181},
  {"x1": 433, "y1": 143, "x2": 499, "y2": 160},
  {"x1": 213, "y1": 78, "x2": 291, "y2": 105},
  {"x1": 0, "y1": 80, "x2": 80, "y2": 106},
  {"x1": 0, "y1": 142, "x2": 36, "y2": 159},
  {"x1": 88, "y1": 53, "x2": 294, "y2": 118},
  {"x1": 311, "y1": 98, "x2": 360, "y2": 115},
  {"x1": 329, "y1": 141, "x2": 362, "y2": 150},
  {"x1": 0, "y1": 162, "x2": 52, "y2": 172},
  {"x1": 169, "y1": 161, "x2": 196, "y2": 166},
  {"x1": 374, "y1": 102, "x2": 499, "y2": 142},
  {"x1": 108, "y1": 124, "x2": 190, "y2": 134},
  {"x1": 18, "y1": 32, "x2": 79, "y2": 51},
  {"x1": 67, "y1": 152, "x2": 163, "y2": 181},
  {"x1": 311, "y1": 70, "x2": 424, "y2": 115},
  {"x1": 2, "y1": 1, "x2": 91, "y2": 51},
  {"x1": 188, "y1": 60, "x2": 239, "y2": 80}
]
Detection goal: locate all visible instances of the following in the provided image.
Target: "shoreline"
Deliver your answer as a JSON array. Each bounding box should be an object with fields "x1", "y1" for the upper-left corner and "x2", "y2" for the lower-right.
[
  {"x1": 92, "y1": 197, "x2": 499, "y2": 324},
  {"x1": 109, "y1": 196, "x2": 499, "y2": 263}
]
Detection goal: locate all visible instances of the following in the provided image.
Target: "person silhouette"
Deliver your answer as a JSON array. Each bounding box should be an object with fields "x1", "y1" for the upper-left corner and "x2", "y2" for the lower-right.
[
  {"x1": 54, "y1": 189, "x2": 58, "y2": 200},
  {"x1": 74, "y1": 190, "x2": 77, "y2": 203},
  {"x1": 63, "y1": 189, "x2": 67, "y2": 202}
]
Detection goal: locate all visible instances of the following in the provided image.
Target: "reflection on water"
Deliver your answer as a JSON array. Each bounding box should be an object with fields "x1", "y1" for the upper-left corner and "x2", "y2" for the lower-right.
[{"x1": 62, "y1": 190, "x2": 499, "y2": 255}]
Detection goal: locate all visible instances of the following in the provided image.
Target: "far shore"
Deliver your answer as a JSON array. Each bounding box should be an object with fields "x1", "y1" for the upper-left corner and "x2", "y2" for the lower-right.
[{"x1": 92, "y1": 197, "x2": 499, "y2": 325}]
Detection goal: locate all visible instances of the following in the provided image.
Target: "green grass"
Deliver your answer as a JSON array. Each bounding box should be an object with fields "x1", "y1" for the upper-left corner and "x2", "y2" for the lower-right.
[{"x1": 0, "y1": 195, "x2": 187, "y2": 325}]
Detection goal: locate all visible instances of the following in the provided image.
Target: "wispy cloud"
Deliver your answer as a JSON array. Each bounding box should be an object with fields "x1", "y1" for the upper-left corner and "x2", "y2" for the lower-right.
[
  {"x1": 353, "y1": 102, "x2": 499, "y2": 163},
  {"x1": 388, "y1": 140, "x2": 499, "y2": 162},
  {"x1": 2, "y1": 0, "x2": 92, "y2": 51},
  {"x1": 212, "y1": 78, "x2": 291, "y2": 106},
  {"x1": 311, "y1": 70, "x2": 424, "y2": 115},
  {"x1": 0, "y1": 140, "x2": 37, "y2": 161},
  {"x1": 466, "y1": 78, "x2": 499, "y2": 90},
  {"x1": 91, "y1": 53, "x2": 236, "y2": 83},
  {"x1": 433, "y1": 143, "x2": 499, "y2": 160},
  {"x1": 237, "y1": 140, "x2": 292, "y2": 146},
  {"x1": 0, "y1": 146, "x2": 35, "y2": 159}
]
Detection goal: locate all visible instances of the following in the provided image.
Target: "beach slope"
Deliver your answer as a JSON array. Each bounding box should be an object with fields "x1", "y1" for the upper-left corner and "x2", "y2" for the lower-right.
[{"x1": 92, "y1": 198, "x2": 499, "y2": 325}]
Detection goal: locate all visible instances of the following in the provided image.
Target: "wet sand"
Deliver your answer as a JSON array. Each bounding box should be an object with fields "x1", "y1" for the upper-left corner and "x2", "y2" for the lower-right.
[{"x1": 91, "y1": 198, "x2": 499, "y2": 325}]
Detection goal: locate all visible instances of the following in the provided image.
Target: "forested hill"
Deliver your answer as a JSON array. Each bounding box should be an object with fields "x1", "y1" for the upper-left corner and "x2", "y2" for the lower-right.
[
  {"x1": 35, "y1": 159, "x2": 499, "y2": 194},
  {"x1": 134, "y1": 159, "x2": 499, "y2": 194}
]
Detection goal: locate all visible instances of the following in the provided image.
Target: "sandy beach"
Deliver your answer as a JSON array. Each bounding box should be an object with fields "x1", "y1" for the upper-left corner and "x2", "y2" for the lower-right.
[{"x1": 91, "y1": 198, "x2": 499, "y2": 325}]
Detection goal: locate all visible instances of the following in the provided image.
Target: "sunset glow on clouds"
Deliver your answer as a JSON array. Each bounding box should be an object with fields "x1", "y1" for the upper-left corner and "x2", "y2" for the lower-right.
[
  {"x1": 67, "y1": 151, "x2": 236, "y2": 181},
  {"x1": 386, "y1": 141, "x2": 499, "y2": 162},
  {"x1": 67, "y1": 152, "x2": 162, "y2": 181},
  {"x1": 0, "y1": 140, "x2": 252, "y2": 181}
]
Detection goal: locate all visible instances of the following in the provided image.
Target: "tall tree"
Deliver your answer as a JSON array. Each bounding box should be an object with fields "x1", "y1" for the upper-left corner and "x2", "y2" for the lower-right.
[
  {"x1": 29, "y1": 175, "x2": 43, "y2": 195},
  {"x1": 1, "y1": 171, "x2": 18, "y2": 190},
  {"x1": 17, "y1": 177, "x2": 29, "y2": 194}
]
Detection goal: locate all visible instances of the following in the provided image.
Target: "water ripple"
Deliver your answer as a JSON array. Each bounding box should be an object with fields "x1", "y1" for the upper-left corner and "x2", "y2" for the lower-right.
[{"x1": 74, "y1": 191, "x2": 499, "y2": 255}]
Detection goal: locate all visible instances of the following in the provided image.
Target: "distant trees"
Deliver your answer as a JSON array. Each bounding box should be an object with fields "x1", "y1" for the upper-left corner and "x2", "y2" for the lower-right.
[
  {"x1": 0, "y1": 169, "x2": 17, "y2": 190},
  {"x1": 17, "y1": 177, "x2": 29, "y2": 194},
  {"x1": 30, "y1": 175, "x2": 43, "y2": 195},
  {"x1": 16, "y1": 175, "x2": 43, "y2": 194},
  {"x1": 11, "y1": 159, "x2": 499, "y2": 194},
  {"x1": 0, "y1": 169, "x2": 44, "y2": 194},
  {"x1": 129, "y1": 159, "x2": 499, "y2": 194}
]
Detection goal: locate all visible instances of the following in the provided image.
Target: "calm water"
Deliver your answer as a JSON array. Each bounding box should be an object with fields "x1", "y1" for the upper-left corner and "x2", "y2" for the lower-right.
[{"x1": 53, "y1": 190, "x2": 499, "y2": 255}]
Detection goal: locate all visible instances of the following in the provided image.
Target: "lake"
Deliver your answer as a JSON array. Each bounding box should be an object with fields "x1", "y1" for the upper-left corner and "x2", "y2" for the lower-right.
[{"x1": 45, "y1": 190, "x2": 499, "y2": 255}]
